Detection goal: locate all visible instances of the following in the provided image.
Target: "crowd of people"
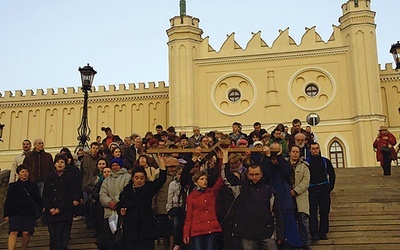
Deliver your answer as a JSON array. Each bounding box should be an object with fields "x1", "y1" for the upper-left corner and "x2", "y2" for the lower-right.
[{"x1": 4, "y1": 119, "x2": 342, "y2": 250}]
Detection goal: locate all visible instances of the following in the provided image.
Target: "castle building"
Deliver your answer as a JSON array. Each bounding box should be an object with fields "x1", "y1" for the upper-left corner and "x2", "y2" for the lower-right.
[{"x1": 0, "y1": 0, "x2": 399, "y2": 168}]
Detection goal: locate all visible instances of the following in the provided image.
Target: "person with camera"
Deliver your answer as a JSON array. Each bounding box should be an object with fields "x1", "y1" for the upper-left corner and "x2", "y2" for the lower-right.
[{"x1": 373, "y1": 125, "x2": 397, "y2": 175}]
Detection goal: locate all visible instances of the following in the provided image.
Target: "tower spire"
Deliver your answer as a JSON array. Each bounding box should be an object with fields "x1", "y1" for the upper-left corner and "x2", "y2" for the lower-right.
[{"x1": 180, "y1": 0, "x2": 186, "y2": 17}]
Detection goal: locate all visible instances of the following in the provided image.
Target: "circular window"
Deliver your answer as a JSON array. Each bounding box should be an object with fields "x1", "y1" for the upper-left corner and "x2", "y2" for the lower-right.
[
  {"x1": 228, "y1": 89, "x2": 241, "y2": 102},
  {"x1": 305, "y1": 83, "x2": 319, "y2": 97}
]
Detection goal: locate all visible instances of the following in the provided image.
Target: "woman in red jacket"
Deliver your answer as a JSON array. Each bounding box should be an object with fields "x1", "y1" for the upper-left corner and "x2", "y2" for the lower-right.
[
  {"x1": 373, "y1": 126, "x2": 397, "y2": 175},
  {"x1": 183, "y1": 168, "x2": 223, "y2": 250}
]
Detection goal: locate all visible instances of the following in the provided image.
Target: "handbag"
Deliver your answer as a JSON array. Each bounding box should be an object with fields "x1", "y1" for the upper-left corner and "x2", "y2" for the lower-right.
[
  {"x1": 108, "y1": 211, "x2": 118, "y2": 234},
  {"x1": 167, "y1": 186, "x2": 184, "y2": 217},
  {"x1": 114, "y1": 220, "x2": 124, "y2": 247},
  {"x1": 167, "y1": 206, "x2": 183, "y2": 217}
]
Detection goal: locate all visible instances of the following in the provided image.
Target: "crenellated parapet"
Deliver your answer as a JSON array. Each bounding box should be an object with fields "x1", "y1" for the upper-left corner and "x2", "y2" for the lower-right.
[
  {"x1": 379, "y1": 63, "x2": 400, "y2": 82},
  {"x1": 0, "y1": 81, "x2": 169, "y2": 108},
  {"x1": 196, "y1": 25, "x2": 347, "y2": 63}
]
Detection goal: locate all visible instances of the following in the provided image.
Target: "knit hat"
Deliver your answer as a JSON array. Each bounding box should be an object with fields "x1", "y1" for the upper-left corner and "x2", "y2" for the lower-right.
[
  {"x1": 237, "y1": 139, "x2": 248, "y2": 146},
  {"x1": 253, "y1": 141, "x2": 263, "y2": 147},
  {"x1": 110, "y1": 158, "x2": 123, "y2": 167}
]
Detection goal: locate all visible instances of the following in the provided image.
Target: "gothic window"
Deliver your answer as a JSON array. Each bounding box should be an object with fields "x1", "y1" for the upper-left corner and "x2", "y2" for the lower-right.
[
  {"x1": 329, "y1": 141, "x2": 345, "y2": 168},
  {"x1": 228, "y1": 89, "x2": 241, "y2": 102},
  {"x1": 305, "y1": 83, "x2": 319, "y2": 97}
]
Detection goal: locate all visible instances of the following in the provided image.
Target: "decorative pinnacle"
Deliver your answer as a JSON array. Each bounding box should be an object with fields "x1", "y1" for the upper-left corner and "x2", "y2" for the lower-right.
[{"x1": 180, "y1": 0, "x2": 186, "y2": 17}]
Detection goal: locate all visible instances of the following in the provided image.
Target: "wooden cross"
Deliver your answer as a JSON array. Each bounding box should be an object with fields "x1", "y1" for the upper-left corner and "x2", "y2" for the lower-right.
[{"x1": 146, "y1": 139, "x2": 264, "y2": 154}]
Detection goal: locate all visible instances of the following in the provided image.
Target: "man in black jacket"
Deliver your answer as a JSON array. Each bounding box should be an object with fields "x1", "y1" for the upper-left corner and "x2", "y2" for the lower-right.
[
  {"x1": 232, "y1": 163, "x2": 284, "y2": 250},
  {"x1": 306, "y1": 142, "x2": 336, "y2": 241}
]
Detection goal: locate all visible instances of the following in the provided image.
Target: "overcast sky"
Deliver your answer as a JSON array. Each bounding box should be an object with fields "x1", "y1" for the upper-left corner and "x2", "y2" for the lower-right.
[{"x1": 0, "y1": 0, "x2": 398, "y2": 94}]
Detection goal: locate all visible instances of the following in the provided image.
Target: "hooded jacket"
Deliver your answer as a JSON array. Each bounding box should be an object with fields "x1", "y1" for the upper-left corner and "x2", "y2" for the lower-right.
[{"x1": 99, "y1": 168, "x2": 131, "y2": 219}]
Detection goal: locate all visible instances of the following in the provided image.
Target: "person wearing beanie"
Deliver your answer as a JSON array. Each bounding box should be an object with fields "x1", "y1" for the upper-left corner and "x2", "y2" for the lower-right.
[
  {"x1": 237, "y1": 139, "x2": 249, "y2": 148},
  {"x1": 110, "y1": 157, "x2": 124, "y2": 169},
  {"x1": 97, "y1": 156, "x2": 131, "y2": 249}
]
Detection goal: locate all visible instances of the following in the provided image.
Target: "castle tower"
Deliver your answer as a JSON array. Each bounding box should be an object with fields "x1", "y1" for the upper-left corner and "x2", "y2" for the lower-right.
[
  {"x1": 339, "y1": 0, "x2": 384, "y2": 165},
  {"x1": 166, "y1": 3, "x2": 203, "y2": 130}
]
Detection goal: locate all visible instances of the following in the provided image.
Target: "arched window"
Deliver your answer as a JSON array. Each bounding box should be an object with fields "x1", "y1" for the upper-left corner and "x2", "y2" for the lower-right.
[{"x1": 329, "y1": 141, "x2": 345, "y2": 168}]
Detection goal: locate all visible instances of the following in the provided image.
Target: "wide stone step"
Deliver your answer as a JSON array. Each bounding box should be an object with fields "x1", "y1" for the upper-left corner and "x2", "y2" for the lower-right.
[
  {"x1": 311, "y1": 244, "x2": 400, "y2": 250},
  {"x1": 312, "y1": 236, "x2": 400, "y2": 246},
  {"x1": 0, "y1": 220, "x2": 97, "y2": 250},
  {"x1": 330, "y1": 219, "x2": 400, "y2": 227},
  {"x1": 329, "y1": 224, "x2": 400, "y2": 232},
  {"x1": 0, "y1": 219, "x2": 166, "y2": 250},
  {"x1": 329, "y1": 214, "x2": 400, "y2": 221}
]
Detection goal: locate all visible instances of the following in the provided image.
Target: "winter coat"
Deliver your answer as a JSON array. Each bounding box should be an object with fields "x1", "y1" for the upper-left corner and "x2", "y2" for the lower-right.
[
  {"x1": 266, "y1": 155, "x2": 294, "y2": 213},
  {"x1": 4, "y1": 179, "x2": 41, "y2": 217},
  {"x1": 65, "y1": 164, "x2": 82, "y2": 202},
  {"x1": 233, "y1": 178, "x2": 284, "y2": 241},
  {"x1": 291, "y1": 160, "x2": 310, "y2": 215},
  {"x1": 154, "y1": 173, "x2": 175, "y2": 214},
  {"x1": 42, "y1": 170, "x2": 75, "y2": 222},
  {"x1": 81, "y1": 154, "x2": 101, "y2": 193},
  {"x1": 118, "y1": 170, "x2": 167, "y2": 244},
  {"x1": 373, "y1": 132, "x2": 397, "y2": 162},
  {"x1": 183, "y1": 176, "x2": 224, "y2": 239},
  {"x1": 307, "y1": 155, "x2": 336, "y2": 193},
  {"x1": 23, "y1": 150, "x2": 53, "y2": 181},
  {"x1": 99, "y1": 168, "x2": 131, "y2": 219}
]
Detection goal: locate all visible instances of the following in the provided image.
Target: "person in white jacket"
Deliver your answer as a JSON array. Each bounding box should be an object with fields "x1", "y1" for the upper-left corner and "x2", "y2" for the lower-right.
[{"x1": 97, "y1": 157, "x2": 131, "y2": 249}]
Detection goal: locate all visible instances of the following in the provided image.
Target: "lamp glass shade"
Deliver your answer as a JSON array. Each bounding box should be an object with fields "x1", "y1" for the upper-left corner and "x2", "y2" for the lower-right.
[{"x1": 78, "y1": 64, "x2": 97, "y2": 89}]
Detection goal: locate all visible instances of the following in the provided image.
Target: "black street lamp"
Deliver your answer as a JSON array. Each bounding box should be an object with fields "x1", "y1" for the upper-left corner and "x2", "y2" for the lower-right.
[
  {"x1": 389, "y1": 41, "x2": 400, "y2": 70},
  {"x1": 76, "y1": 63, "x2": 97, "y2": 152},
  {"x1": 390, "y1": 42, "x2": 400, "y2": 117},
  {"x1": 0, "y1": 123, "x2": 4, "y2": 142}
]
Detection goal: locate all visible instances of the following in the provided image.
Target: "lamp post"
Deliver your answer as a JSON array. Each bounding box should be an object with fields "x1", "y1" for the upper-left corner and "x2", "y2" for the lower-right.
[
  {"x1": 0, "y1": 123, "x2": 4, "y2": 142},
  {"x1": 76, "y1": 63, "x2": 97, "y2": 152},
  {"x1": 389, "y1": 41, "x2": 400, "y2": 70},
  {"x1": 390, "y1": 42, "x2": 400, "y2": 121}
]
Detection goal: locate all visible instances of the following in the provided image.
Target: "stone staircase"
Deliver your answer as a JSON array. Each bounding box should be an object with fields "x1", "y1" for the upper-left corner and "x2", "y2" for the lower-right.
[
  {"x1": 0, "y1": 219, "x2": 97, "y2": 249},
  {"x1": 311, "y1": 166, "x2": 400, "y2": 249},
  {"x1": 0, "y1": 166, "x2": 399, "y2": 249}
]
